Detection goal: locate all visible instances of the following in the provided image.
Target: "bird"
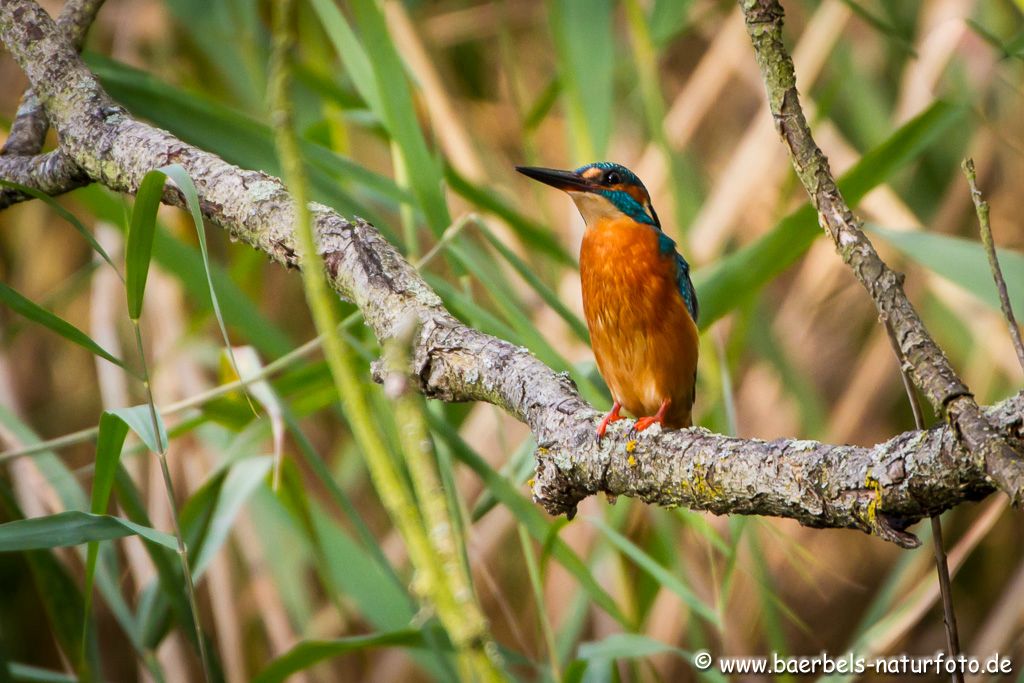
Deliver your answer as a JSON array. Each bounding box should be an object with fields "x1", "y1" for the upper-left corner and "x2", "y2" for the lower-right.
[{"x1": 516, "y1": 162, "x2": 699, "y2": 438}]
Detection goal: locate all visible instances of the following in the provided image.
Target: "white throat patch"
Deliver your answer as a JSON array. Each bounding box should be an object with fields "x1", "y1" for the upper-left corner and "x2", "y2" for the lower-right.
[{"x1": 568, "y1": 191, "x2": 621, "y2": 225}]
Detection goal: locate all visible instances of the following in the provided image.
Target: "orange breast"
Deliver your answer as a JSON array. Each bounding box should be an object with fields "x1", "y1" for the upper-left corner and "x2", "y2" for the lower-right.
[{"x1": 580, "y1": 217, "x2": 699, "y2": 427}]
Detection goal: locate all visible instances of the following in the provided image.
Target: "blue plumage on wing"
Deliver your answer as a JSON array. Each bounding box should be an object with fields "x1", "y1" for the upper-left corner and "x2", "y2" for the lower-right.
[
  {"x1": 657, "y1": 231, "x2": 699, "y2": 323},
  {"x1": 675, "y1": 254, "x2": 699, "y2": 323}
]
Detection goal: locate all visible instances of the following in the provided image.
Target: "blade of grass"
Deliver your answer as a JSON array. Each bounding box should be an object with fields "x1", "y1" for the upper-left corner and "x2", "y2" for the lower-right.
[
  {"x1": 125, "y1": 170, "x2": 165, "y2": 320},
  {"x1": 272, "y1": 458, "x2": 355, "y2": 622},
  {"x1": 447, "y1": 243, "x2": 573, "y2": 371},
  {"x1": 228, "y1": 347, "x2": 285, "y2": 488},
  {"x1": 81, "y1": 413, "x2": 131, "y2": 662},
  {"x1": 550, "y1": 0, "x2": 615, "y2": 159},
  {"x1": 868, "y1": 225, "x2": 1024, "y2": 313},
  {"x1": 0, "y1": 281, "x2": 130, "y2": 374},
  {"x1": 190, "y1": 456, "x2": 273, "y2": 576},
  {"x1": 517, "y1": 524, "x2": 560, "y2": 679},
  {"x1": 124, "y1": 169, "x2": 213, "y2": 681},
  {"x1": 444, "y1": 167, "x2": 574, "y2": 267},
  {"x1": 577, "y1": 633, "x2": 689, "y2": 661},
  {"x1": 112, "y1": 466, "x2": 216, "y2": 667},
  {"x1": 107, "y1": 405, "x2": 169, "y2": 453},
  {"x1": 966, "y1": 19, "x2": 1024, "y2": 62},
  {"x1": 624, "y1": 0, "x2": 688, "y2": 234},
  {"x1": 0, "y1": 408, "x2": 155, "y2": 676},
  {"x1": 7, "y1": 662, "x2": 78, "y2": 683},
  {"x1": 0, "y1": 202, "x2": 494, "y2": 467},
  {"x1": 306, "y1": 503, "x2": 459, "y2": 680},
  {"x1": 308, "y1": 0, "x2": 451, "y2": 235},
  {"x1": 89, "y1": 56, "x2": 402, "y2": 224},
  {"x1": 0, "y1": 511, "x2": 175, "y2": 551},
  {"x1": 135, "y1": 456, "x2": 270, "y2": 664},
  {"x1": 0, "y1": 486, "x2": 99, "y2": 681},
  {"x1": 837, "y1": 0, "x2": 916, "y2": 56},
  {"x1": 522, "y1": 76, "x2": 562, "y2": 132},
  {"x1": 470, "y1": 435, "x2": 536, "y2": 522},
  {"x1": 648, "y1": 0, "x2": 695, "y2": 47},
  {"x1": 252, "y1": 630, "x2": 431, "y2": 683},
  {"x1": 475, "y1": 221, "x2": 589, "y2": 342},
  {"x1": 281, "y1": 406, "x2": 406, "y2": 592},
  {"x1": 128, "y1": 165, "x2": 252, "y2": 405},
  {"x1": 161, "y1": 0, "x2": 267, "y2": 109},
  {"x1": 160, "y1": 164, "x2": 251, "y2": 395},
  {"x1": 425, "y1": 273, "x2": 607, "y2": 406},
  {"x1": 77, "y1": 183, "x2": 294, "y2": 358},
  {"x1": 304, "y1": 0, "x2": 382, "y2": 116}
]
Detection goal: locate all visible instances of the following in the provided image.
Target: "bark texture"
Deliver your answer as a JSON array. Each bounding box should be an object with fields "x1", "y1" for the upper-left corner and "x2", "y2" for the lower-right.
[
  {"x1": 0, "y1": 0, "x2": 1021, "y2": 549},
  {"x1": 0, "y1": 149, "x2": 88, "y2": 206},
  {"x1": 0, "y1": 0, "x2": 102, "y2": 208}
]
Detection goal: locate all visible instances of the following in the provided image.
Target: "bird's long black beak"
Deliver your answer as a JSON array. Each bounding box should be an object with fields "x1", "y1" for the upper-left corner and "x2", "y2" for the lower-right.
[{"x1": 515, "y1": 166, "x2": 594, "y2": 192}]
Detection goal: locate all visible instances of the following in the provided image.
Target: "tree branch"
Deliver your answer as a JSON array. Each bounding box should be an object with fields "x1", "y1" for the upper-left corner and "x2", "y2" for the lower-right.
[
  {"x1": 0, "y1": 0, "x2": 1021, "y2": 548},
  {"x1": 2, "y1": 0, "x2": 105, "y2": 154},
  {"x1": 738, "y1": 0, "x2": 1024, "y2": 505},
  {"x1": 0, "y1": 150, "x2": 89, "y2": 208},
  {"x1": 0, "y1": 0, "x2": 102, "y2": 207}
]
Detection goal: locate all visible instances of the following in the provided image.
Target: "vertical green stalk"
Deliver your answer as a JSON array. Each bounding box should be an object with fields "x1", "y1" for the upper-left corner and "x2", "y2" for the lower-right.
[
  {"x1": 385, "y1": 328, "x2": 503, "y2": 678},
  {"x1": 268, "y1": 4, "x2": 503, "y2": 680},
  {"x1": 623, "y1": 0, "x2": 667, "y2": 144},
  {"x1": 517, "y1": 524, "x2": 559, "y2": 679},
  {"x1": 131, "y1": 319, "x2": 211, "y2": 682},
  {"x1": 623, "y1": 0, "x2": 689, "y2": 231},
  {"x1": 391, "y1": 141, "x2": 420, "y2": 260}
]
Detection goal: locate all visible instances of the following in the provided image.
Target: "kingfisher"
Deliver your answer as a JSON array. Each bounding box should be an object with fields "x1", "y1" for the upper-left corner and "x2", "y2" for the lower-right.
[{"x1": 516, "y1": 162, "x2": 699, "y2": 438}]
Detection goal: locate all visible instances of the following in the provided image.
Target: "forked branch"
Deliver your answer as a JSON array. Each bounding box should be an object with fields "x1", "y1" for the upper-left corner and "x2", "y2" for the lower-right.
[{"x1": 0, "y1": 0, "x2": 102, "y2": 208}]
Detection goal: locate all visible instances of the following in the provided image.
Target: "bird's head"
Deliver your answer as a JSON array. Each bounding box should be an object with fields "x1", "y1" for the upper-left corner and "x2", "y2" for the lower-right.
[{"x1": 516, "y1": 162, "x2": 659, "y2": 228}]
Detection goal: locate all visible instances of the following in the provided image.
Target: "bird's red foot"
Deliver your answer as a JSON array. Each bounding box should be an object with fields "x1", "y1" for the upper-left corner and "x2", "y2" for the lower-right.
[
  {"x1": 596, "y1": 401, "x2": 625, "y2": 439},
  {"x1": 632, "y1": 398, "x2": 672, "y2": 434},
  {"x1": 632, "y1": 415, "x2": 661, "y2": 432}
]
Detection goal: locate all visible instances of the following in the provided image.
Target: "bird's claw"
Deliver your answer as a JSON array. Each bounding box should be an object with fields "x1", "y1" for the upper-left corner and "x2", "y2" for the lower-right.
[
  {"x1": 596, "y1": 404, "x2": 625, "y2": 440},
  {"x1": 630, "y1": 416, "x2": 661, "y2": 435}
]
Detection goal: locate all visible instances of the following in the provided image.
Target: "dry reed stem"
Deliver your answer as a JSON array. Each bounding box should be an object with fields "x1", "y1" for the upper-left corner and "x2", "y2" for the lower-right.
[{"x1": 690, "y1": 1, "x2": 852, "y2": 262}]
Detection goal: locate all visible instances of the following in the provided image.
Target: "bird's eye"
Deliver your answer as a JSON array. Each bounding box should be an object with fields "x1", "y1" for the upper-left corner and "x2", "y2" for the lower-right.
[{"x1": 604, "y1": 171, "x2": 621, "y2": 185}]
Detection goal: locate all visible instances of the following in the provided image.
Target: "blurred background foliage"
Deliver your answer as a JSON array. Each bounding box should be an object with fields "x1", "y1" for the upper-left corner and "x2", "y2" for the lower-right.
[{"x1": 0, "y1": 0, "x2": 1023, "y2": 680}]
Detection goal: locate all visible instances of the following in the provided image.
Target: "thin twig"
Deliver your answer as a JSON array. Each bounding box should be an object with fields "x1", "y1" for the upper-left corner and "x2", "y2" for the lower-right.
[
  {"x1": 130, "y1": 320, "x2": 211, "y2": 682},
  {"x1": 884, "y1": 321, "x2": 962, "y2": 683},
  {"x1": 962, "y1": 158, "x2": 1024, "y2": 373}
]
